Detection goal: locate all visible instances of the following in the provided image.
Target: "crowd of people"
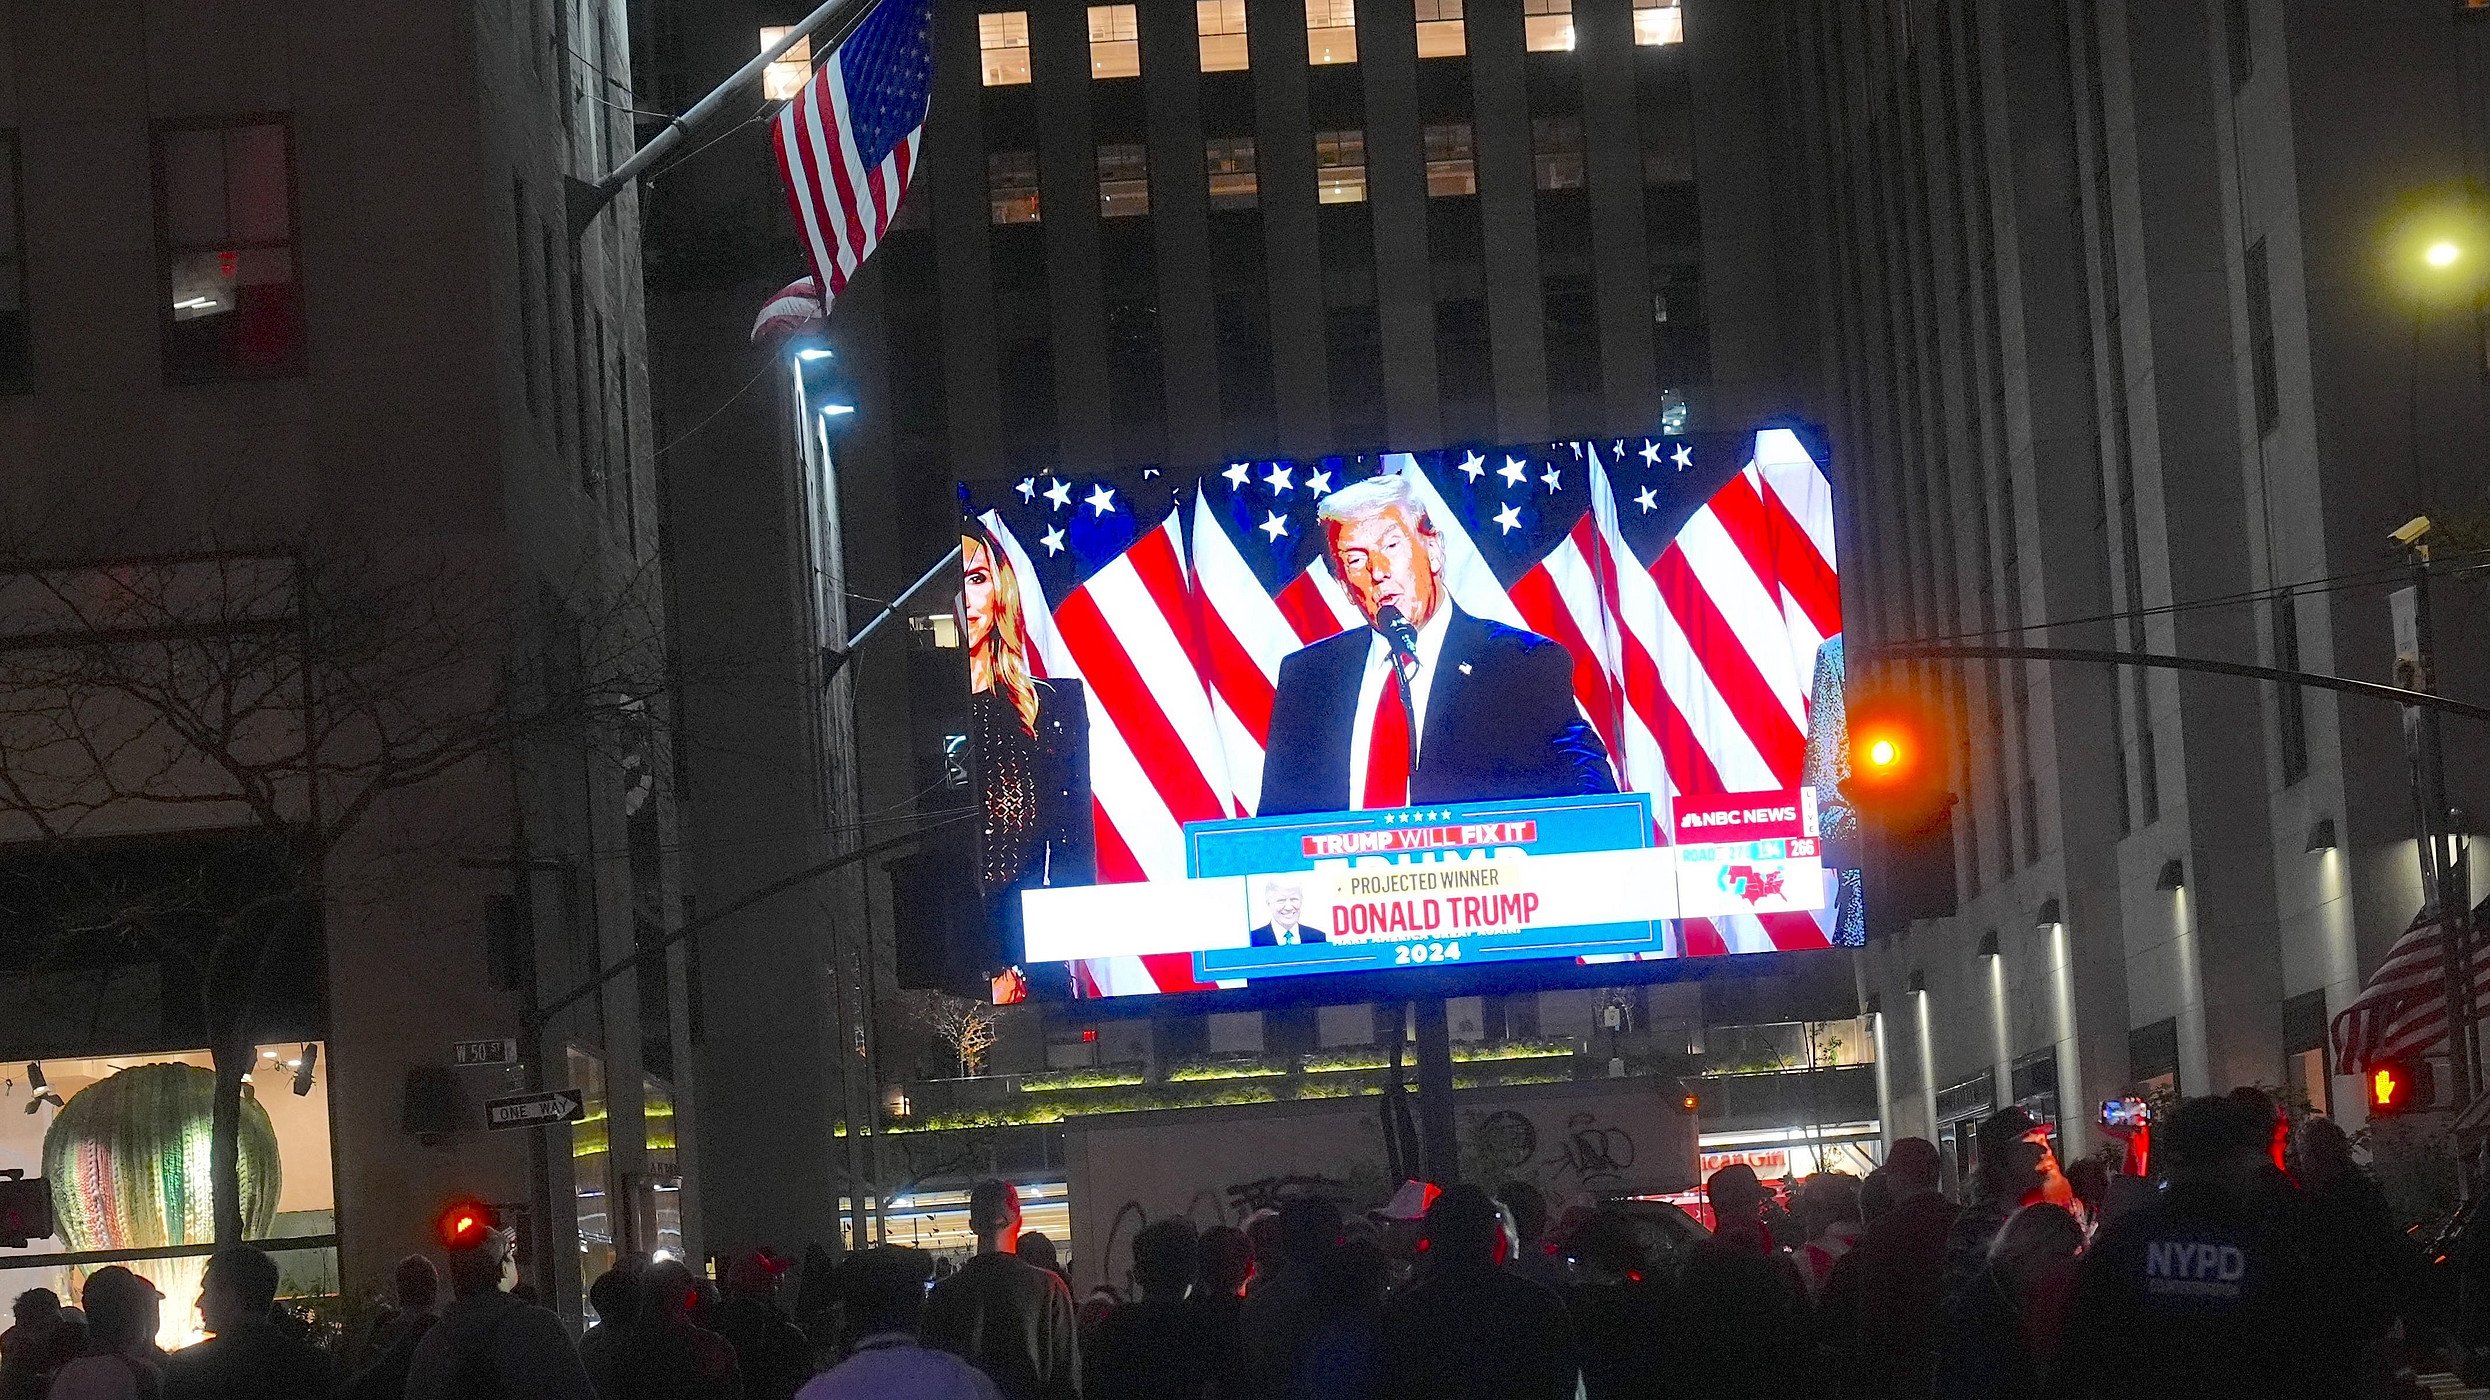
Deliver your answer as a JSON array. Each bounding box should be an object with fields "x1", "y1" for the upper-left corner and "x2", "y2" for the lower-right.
[{"x1": 0, "y1": 1089, "x2": 2438, "y2": 1399}]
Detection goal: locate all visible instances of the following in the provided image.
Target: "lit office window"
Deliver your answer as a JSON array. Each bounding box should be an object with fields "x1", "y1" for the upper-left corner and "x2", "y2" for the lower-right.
[
  {"x1": 1098, "y1": 143, "x2": 1151, "y2": 216},
  {"x1": 1532, "y1": 115, "x2": 1584, "y2": 190},
  {"x1": 1423, "y1": 122, "x2": 1476, "y2": 196},
  {"x1": 1633, "y1": 0, "x2": 1683, "y2": 46},
  {"x1": 1314, "y1": 129, "x2": 1367, "y2": 203},
  {"x1": 1307, "y1": 0, "x2": 1357, "y2": 65},
  {"x1": 1207, "y1": 136, "x2": 1259, "y2": 208},
  {"x1": 980, "y1": 11, "x2": 1032, "y2": 86},
  {"x1": 1523, "y1": 0, "x2": 1574, "y2": 52},
  {"x1": 1198, "y1": 0, "x2": 1250, "y2": 72},
  {"x1": 1089, "y1": 5, "x2": 1141, "y2": 78},
  {"x1": 1414, "y1": 0, "x2": 1465, "y2": 58},
  {"x1": 157, "y1": 119, "x2": 306, "y2": 382},
  {"x1": 760, "y1": 28, "x2": 814, "y2": 100},
  {"x1": 989, "y1": 150, "x2": 1041, "y2": 223}
]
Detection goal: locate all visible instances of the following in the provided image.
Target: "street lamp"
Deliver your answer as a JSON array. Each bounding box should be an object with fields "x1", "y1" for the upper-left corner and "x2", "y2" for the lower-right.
[{"x1": 2382, "y1": 187, "x2": 2490, "y2": 305}]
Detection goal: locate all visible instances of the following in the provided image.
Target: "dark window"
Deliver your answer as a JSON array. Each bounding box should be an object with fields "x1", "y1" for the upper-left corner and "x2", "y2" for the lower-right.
[
  {"x1": 2129, "y1": 1017, "x2": 2180, "y2": 1098},
  {"x1": 1542, "y1": 272, "x2": 1599, "y2": 410},
  {"x1": 0, "y1": 130, "x2": 26, "y2": 392},
  {"x1": 1207, "y1": 136, "x2": 1258, "y2": 209},
  {"x1": 1433, "y1": 259, "x2": 1491, "y2": 442},
  {"x1": 1424, "y1": 123, "x2": 1476, "y2": 198},
  {"x1": 513, "y1": 177, "x2": 540, "y2": 415},
  {"x1": 2225, "y1": 0, "x2": 2252, "y2": 93},
  {"x1": 155, "y1": 118, "x2": 306, "y2": 382},
  {"x1": 2020, "y1": 774, "x2": 2040, "y2": 865},
  {"x1": 2274, "y1": 587, "x2": 2307, "y2": 784},
  {"x1": 2281, "y1": 988, "x2": 2329, "y2": 1114},
  {"x1": 574, "y1": 265, "x2": 599, "y2": 493},
  {"x1": 1532, "y1": 115, "x2": 1585, "y2": 192},
  {"x1": 544, "y1": 224, "x2": 570, "y2": 461},
  {"x1": 2246, "y1": 236, "x2": 2279, "y2": 435},
  {"x1": 1098, "y1": 143, "x2": 1150, "y2": 217},
  {"x1": 1325, "y1": 260, "x2": 1383, "y2": 449},
  {"x1": 989, "y1": 151, "x2": 1041, "y2": 224}
]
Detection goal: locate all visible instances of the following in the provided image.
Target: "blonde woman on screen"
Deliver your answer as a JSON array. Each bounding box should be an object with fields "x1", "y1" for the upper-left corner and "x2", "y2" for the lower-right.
[{"x1": 962, "y1": 531, "x2": 1095, "y2": 977}]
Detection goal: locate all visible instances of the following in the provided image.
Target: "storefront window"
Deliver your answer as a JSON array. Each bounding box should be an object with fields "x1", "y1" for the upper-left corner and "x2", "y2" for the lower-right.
[
  {"x1": 569, "y1": 1047, "x2": 614, "y2": 1303},
  {"x1": 0, "y1": 1044, "x2": 337, "y2": 1350}
]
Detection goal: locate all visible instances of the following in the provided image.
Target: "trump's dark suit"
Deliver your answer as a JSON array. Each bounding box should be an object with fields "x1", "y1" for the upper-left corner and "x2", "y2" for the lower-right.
[
  {"x1": 1257, "y1": 607, "x2": 1616, "y2": 816},
  {"x1": 1249, "y1": 923, "x2": 1329, "y2": 946}
]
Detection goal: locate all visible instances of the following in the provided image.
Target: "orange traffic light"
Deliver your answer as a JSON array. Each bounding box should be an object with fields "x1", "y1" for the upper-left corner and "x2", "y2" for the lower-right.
[
  {"x1": 2366, "y1": 1059, "x2": 2431, "y2": 1116},
  {"x1": 1840, "y1": 693, "x2": 1955, "y2": 835}
]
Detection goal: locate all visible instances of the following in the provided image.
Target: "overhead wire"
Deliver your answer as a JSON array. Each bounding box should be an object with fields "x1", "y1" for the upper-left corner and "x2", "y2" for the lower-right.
[{"x1": 1882, "y1": 550, "x2": 2490, "y2": 650}]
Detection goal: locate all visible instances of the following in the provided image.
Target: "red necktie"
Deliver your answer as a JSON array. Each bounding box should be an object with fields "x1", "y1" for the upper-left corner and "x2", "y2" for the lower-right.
[{"x1": 1363, "y1": 671, "x2": 1410, "y2": 808}]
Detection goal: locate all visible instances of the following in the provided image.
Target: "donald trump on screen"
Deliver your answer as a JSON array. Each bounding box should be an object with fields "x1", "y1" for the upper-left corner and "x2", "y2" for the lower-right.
[{"x1": 1257, "y1": 472, "x2": 1615, "y2": 816}]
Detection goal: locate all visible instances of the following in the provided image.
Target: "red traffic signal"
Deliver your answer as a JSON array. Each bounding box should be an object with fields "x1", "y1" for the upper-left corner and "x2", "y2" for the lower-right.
[
  {"x1": 435, "y1": 1198, "x2": 497, "y2": 1251},
  {"x1": 2366, "y1": 1059, "x2": 2432, "y2": 1116}
]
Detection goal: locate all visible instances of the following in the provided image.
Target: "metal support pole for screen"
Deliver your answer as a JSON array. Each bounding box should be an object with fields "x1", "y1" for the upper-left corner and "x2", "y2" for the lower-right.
[{"x1": 1391, "y1": 657, "x2": 1461, "y2": 1185}]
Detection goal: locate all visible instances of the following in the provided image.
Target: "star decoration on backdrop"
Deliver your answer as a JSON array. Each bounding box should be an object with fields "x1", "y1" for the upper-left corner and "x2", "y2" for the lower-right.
[
  {"x1": 1541, "y1": 465, "x2": 1563, "y2": 495},
  {"x1": 1142, "y1": 467, "x2": 1161, "y2": 480},
  {"x1": 1306, "y1": 467, "x2": 1333, "y2": 494},
  {"x1": 1264, "y1": 463, "x2": 1294, "y2": 494},
  {"x1": 1498, "y1": 457, "x2": 1529, "y2": 488},
  {"x1": 1016, "y1": 477, "x2": 1037, "y2": 502},
  {"x1": 1634, "y1": 485, "x2": 1659, "y2": 513},
  {"x1": 1260, "y1": 510, "x2": 1290, "y2": 541},
  {"x1": 1043, "y1": 477, "x2": 1073, "y2": 510},
  {"x1": 1671, "y1": 443, "x2": 1694, "y2": 471},
  {"x1": 1040, "y1": 524, "x2": 1067, "y2": 555},
  {"x1": 1224, "y1": 462, "x2": 1253, "y2": 488},
  {"x1": 1640, "y1": 441, "x2": 1662, "y2": 467},
  {"x1": 1086, "y1": 483, "x2": 1118, "y2": 517},
  {"x1": 1612, "y1": 439, "x2": 1627, "y2": 460},
  {"x1": 1493, "y1": 502, "x2": 1523, "y2": 535},
  {"x1": 1459, "y1": 452, "x2": 1486, "y2": 482}
]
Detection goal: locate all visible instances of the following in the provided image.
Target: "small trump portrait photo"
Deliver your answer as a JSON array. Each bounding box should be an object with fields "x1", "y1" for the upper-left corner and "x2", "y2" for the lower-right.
[{"x1": 1249, "y1": 874, "x2": 1328, "y2": 947}]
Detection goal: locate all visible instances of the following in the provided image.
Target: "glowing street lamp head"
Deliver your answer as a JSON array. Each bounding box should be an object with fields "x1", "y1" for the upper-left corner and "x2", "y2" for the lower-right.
[{"x1": 2427, "y1": 240, "x2": 2463, "y2": 269}]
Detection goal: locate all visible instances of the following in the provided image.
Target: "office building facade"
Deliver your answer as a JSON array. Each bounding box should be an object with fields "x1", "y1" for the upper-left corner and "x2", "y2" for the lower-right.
[
  {"x1": 1801, "y1": 0, "x2": 2490, "y2": 1169},
  {"x1": 0, "y1": 0, "x2": 687, "y2": 1321}
]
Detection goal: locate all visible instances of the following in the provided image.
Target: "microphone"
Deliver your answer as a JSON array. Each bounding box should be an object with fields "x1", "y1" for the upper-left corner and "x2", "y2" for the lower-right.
[{"x1": 1376, "y1": 603, "x2": 1421, "y2": 676}]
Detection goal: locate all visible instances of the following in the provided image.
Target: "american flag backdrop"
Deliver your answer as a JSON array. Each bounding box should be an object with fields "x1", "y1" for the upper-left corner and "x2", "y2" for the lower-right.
[
  {"x1": 769, "y1": 0, "x2": 933, "y2": 317},
  {"x1": 968, "y1": 430, "x2": 1854, "y2": 998}
]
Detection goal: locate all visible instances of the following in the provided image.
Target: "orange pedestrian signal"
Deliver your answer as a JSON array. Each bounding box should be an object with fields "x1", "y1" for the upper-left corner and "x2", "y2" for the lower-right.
[{"x1": 2366, "y1": 1059, "x2": 2430, "y2": 1116}]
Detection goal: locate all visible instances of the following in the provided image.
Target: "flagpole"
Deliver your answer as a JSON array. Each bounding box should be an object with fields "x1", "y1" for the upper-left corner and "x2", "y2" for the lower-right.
[{"x1": 566, "y1": 0, "x2": 884, "y2": 237}]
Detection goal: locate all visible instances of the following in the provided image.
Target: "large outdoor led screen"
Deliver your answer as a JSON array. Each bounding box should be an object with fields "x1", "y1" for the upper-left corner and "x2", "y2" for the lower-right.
[{"x1": 960, "y1": 428, "x2": 1861, "y2": 1001}]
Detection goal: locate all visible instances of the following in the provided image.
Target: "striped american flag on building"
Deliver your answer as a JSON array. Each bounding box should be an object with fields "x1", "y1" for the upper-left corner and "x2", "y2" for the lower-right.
[
  {"x1": 2331, "y1": 901, "x2": 2490, "y2": 1074},
  {"x1": 769, "y1": 0, "x2": 932, "y2": 317},
  {"x1": 968, "y1": 430, "x2": 1856, "y2": 998}
]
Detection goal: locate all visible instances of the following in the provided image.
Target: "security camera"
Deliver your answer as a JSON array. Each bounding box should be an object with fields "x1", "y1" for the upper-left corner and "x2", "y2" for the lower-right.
[{"x1": 2392, "y1": 516, "x2": 2435, "y2": 548}]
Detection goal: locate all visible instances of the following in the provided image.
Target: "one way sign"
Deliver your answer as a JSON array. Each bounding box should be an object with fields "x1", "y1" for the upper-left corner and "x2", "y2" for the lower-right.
[{"x1": 483, "y1": 1089, "x2": 586, "y2": 1131}]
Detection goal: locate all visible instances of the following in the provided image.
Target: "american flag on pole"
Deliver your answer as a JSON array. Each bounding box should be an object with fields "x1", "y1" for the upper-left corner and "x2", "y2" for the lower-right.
[
  {"x1": 2331, "y1": 900, "x2": 2490, "y2": 1074},
  {"x1": 968, "y1": 431, "x2": 1857, "y2": 998},
  {"x1": 768, "y1": 0, "x2": 932, "y2": 321}
]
